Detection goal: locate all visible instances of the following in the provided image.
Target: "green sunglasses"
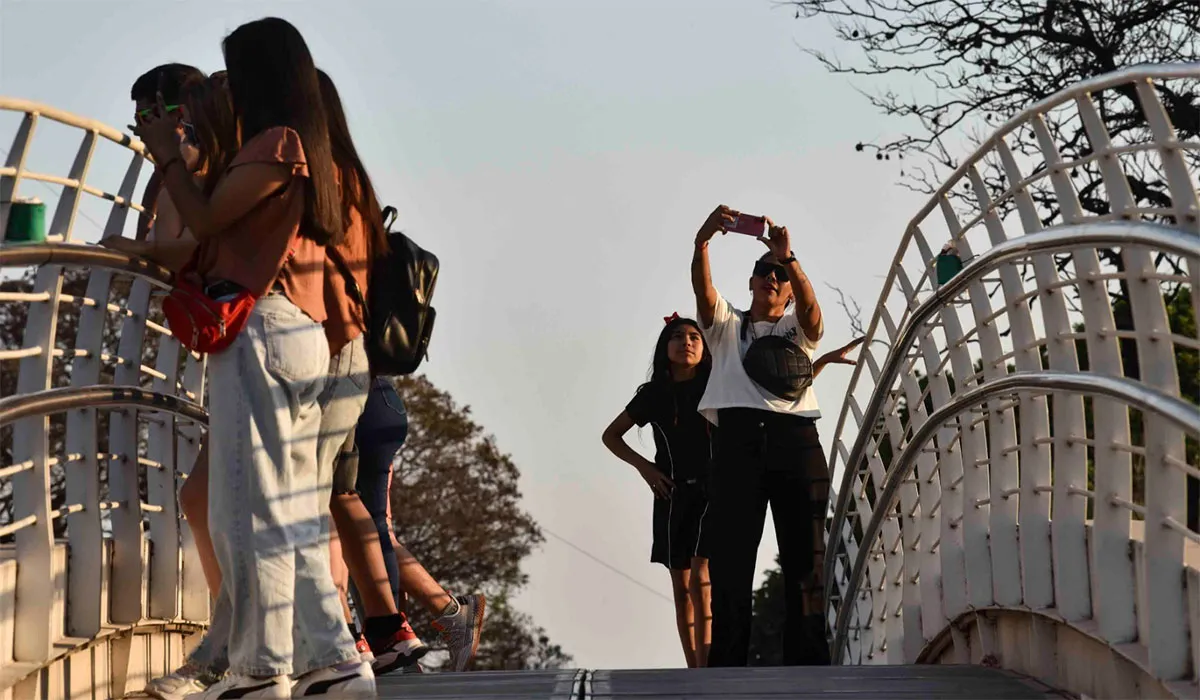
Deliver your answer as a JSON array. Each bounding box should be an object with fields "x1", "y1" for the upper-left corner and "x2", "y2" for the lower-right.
[{"x1": 135, "y1": 104, "x2": 181, "y2": 123}]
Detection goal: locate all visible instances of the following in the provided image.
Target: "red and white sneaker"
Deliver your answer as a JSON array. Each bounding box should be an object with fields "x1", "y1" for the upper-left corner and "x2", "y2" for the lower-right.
[
  {"x1": 355, "y1": 635, "x2": 375, "y2": 664},
  {"x1": 369, "y1": 615, "x2": 428, "y2": 675}
]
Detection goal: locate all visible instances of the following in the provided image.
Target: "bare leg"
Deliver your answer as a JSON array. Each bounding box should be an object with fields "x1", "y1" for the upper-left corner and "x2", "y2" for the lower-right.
[
  {"x1": 393, "y1": 544, "x2": 455, "y2": 616},
  {"x1": 330, "y1": 492, "x2": 399, "y2": 618},
  {"x1": 179, "y1": 438, "x2": 221, "y2": 597},
  {"x1": 670, "y1": 568, "x2": 698, "y2": 668},
  {"x1": 690, "y1": 558, "x2": 711, "y2": 667},
  {"x1": 328, "y1": 517, "x2": 354, "y2": 625}
]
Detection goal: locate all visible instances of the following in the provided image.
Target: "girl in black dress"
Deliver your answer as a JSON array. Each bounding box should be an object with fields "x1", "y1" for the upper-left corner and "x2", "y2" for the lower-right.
[{"x1": 603, "y1": 315, "x2": 715, "y2": 668}]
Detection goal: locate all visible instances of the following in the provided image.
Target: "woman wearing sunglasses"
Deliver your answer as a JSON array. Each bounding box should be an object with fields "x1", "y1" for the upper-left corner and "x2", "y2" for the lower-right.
[
  {"x1": 690, "y1": 204, "x2": 839, "y2": 669},
  {"x1": 129, "y1": 63, "x2": 205, "y2": 242},
  {"x1": 111, "y1": 74, "x2": 239, "y2": 274}
]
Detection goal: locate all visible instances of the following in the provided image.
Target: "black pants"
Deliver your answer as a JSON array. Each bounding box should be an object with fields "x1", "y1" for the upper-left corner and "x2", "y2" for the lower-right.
[{"x1": 707, "y1": 408, "x2": 831, "y2": 667}]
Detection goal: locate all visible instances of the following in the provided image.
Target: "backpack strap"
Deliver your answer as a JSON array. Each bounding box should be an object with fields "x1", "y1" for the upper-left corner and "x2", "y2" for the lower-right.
[
  {"x1": 327, "y1": 245, "x2": 372, "y2": 329},
  {"x1": 381, "y1": 206, "x2": 398, "y2": 232}
]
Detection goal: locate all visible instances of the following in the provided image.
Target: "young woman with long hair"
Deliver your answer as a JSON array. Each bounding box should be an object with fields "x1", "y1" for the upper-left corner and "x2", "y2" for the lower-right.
[
  {"x1": 318, "y1": 69, "x2": 487, "y2": 674},
  {"x1": 131, "y1": 17, "x2": 371, "y2": 699},
  {"x1": 603, "y1": 316, "x2": 716, "y2": 668}
]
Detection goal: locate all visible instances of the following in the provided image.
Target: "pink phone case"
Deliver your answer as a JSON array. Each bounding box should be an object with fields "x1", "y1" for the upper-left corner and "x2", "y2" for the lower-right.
[{"x1": 726, "y1": 213, "x2": 766, "y2": 237}]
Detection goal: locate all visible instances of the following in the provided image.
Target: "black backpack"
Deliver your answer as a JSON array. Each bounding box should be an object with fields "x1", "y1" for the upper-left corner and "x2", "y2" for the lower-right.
[{"x1": 329, "y1": 206, "x2": 440, "y2": 376}]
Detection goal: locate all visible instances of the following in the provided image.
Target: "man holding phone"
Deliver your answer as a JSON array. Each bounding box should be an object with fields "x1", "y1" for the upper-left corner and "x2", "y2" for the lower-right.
[{"x1": 690, "y1": 204, "x2": 831, "y2": 667}]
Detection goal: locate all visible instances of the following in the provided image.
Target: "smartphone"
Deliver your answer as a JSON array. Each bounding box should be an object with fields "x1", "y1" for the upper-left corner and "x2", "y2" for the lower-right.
[{"x1": 726, "y1": 213, "x2": 766, "y2": 237}]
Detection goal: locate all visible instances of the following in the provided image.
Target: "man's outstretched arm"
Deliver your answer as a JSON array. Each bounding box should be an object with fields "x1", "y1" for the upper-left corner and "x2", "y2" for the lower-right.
[{"x1": 693, "y1": 204, "x2": 733, "y2": 328}]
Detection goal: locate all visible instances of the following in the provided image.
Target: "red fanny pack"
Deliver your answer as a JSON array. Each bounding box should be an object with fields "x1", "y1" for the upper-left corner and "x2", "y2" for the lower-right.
[{"x1": 163, "y1": 258, "x2": 257, "y2": 354}]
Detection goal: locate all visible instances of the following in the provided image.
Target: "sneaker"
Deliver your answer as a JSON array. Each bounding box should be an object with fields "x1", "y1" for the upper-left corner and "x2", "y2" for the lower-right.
[
  {"x1": 369, "y1": 616, "x2": 428, "y2": 675},
  {"x1": 146, "y1": 662, "x2": 219, "y2": 700},
  {"x1": 355, "y1": 636, "x2": 376, "y2": 664},
  {"x1": 290, "y1": 660, "x2": 376, "y2": 698},
  {"x1": 432, "y1": 594, "x2": 486, "y2": 672},
  {"x1": 183, "y1": 674, "x2": 288, "y2": 699},
  {"x1": 396, "y1": 662, "x2": 424, "y2": 675}
]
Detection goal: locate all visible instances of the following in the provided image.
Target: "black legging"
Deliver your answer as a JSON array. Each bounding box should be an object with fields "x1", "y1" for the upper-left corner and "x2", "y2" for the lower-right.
[
  {"x1": 347, "y1": 379, "x2": 409, "y2": 616},
  {"x1": 707, "y1": 408, "x2": 831, "y2": 667}
]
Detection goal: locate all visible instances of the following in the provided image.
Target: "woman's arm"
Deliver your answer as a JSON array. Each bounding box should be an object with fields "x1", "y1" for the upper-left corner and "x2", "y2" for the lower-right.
[
  {"x1": 602, "y1": 411, "x2": 674, "y2": 498},
  {"x1": 812, "y1": 337, "x2": 865, "y2": 379},
  {"x1": 99, "y1": 236, "x2": 196, "y2": 272},
  {"x1": 134, "y1": 103, "x2": 293, "y2": 241},
  {"x1": 155, "y1": 159, "x2": 292, "y2": 241}
]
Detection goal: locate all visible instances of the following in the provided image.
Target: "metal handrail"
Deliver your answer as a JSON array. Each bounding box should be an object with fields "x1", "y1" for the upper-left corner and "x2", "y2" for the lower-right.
[
  {"x1": 823, "y1": 63, "x2": 1200, "y2": 510},
  {"x1": 0, "y1": 386, "x2": 207, "y2": 427},
  {"x1": 0, "y1": 97, "x2": 148, "y2": 156},
  {"x1": 0, "y1": 243, "x2": 174, "y2": 287},
  {"x1": 822, "y1": 221, "x2": 1200, "y2": 604},
  {"x1": 829, "y1": 371, "x2": 1200, "y2": 662}
]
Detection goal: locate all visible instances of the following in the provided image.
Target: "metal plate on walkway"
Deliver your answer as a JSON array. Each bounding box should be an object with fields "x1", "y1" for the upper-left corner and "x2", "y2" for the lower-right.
[{"x1": 377, "y1": 665, "x2": 1064, "y2": 699}]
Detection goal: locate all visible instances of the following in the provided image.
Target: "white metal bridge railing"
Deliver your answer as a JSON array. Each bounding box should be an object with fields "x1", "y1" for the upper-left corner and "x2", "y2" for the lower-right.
[
  {"x1": 1, "y1": 97, "x2": 212, "y2": 698},
  {"x1": 822, "y1": 62, "x2": 1200, "y2": 699}
]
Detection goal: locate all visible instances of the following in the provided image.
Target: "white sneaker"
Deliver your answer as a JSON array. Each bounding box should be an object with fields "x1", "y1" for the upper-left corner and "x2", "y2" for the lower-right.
[
  {"x1": 290, "y1": 660, "x2": 376, "y2": 698},
  {"x1": 144, "y1": 663, "x2": 218, "y2": 700},
  {"x1": 183, "y1": 674, "x2": 289, "y2": 699}
]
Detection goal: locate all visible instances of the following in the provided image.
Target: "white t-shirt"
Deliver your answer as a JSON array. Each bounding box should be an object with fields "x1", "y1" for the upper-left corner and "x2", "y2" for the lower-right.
[{"x1": 697, "y1": 293, "x2": 822, "y2": 425}]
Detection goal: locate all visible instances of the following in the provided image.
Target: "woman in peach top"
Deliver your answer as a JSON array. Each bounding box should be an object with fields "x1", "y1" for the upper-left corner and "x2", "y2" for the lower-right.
[{"x1": 131, "y1": 17, "x2": 372, "y2": 699}]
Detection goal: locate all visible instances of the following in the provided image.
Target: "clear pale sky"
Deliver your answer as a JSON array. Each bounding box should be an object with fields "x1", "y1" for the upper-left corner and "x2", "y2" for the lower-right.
[{"x1": 1, "y1": 0, "x2": 928, "y2": 669}]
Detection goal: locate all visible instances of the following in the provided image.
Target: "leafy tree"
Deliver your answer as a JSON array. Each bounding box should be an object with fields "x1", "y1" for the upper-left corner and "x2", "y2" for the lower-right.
[
  {"x1": 468, "y1": 589, "x2": 573, "y2": 671},
  {"x1": 385, "y1": 374, "x2": 571, "y2": 670}
]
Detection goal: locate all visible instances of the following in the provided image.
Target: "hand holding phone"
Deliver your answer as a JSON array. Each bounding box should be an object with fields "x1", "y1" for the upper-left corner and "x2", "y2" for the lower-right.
[{"x1": 725, "y1": 212, "x2": 766, "y2": 237}]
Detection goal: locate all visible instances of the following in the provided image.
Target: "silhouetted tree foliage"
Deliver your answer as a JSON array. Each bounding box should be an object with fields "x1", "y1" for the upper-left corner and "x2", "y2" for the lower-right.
[
  {"x1": 787, "y1": 0, "x2": 1198, "y2": 332},
  {"x1": 386, "y1": 375, "x2": 572, "y2": 670},
  {"x1": 786, "y1": 0, "x2": 1198, "y2": 213}
]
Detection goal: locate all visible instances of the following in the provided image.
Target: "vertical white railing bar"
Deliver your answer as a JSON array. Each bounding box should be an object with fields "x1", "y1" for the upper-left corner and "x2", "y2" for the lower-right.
[
  {"x1": 9, "y1": 263, "x2": 63, "y2": 663},
  {"x1": 0, "y1": 112, "x2": 37, "y2": 239},
  {"x1": 106, "y1": 280, "x2": 153, "y2": 624}
]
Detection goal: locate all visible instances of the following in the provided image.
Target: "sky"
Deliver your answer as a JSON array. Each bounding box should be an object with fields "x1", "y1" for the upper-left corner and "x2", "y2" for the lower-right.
[{"x1": 0, "y1": 0, "x2": 929, "y2": 670}]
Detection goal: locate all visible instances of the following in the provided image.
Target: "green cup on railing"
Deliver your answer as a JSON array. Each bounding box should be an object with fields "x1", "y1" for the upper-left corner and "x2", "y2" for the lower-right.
[
  {"x1": 5, "y1": 197, "x2": 47, "y2": 243},
  {"x1": 936, "y1": 242, "x2": 963, "y2": 286}
]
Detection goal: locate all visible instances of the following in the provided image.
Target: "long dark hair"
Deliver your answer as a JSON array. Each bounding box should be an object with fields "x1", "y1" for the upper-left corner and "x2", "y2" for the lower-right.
[
  {"x1": 222, "y1": 17, "x2": 342, "y2": 245},
  {"x1": 182, "y1": 74, "x2": 239, "y2": 195},
  {"x1": 316, "y1": 69, "x2": 388, "y2": 262},
  {"x1": 646, "y1": 317, "x2": 712, "y2": 387}
]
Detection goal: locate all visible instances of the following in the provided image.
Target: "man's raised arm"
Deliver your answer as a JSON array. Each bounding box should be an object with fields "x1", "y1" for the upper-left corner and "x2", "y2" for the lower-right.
[{"x1": 693, "y1": 205, "x2": 733, "y2": 328}]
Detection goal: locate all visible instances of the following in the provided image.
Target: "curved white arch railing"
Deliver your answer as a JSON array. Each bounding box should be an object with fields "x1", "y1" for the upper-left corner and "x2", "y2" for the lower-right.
[
  {"x1": 822, "y1": 63, "x2": 1200, "y2": 697},
  {"x1": 1, "y1": 97, "x2": 152, "y2": 244},
  {"x1": 1, "y1": 96, "x2": 202, "y2": 697}
]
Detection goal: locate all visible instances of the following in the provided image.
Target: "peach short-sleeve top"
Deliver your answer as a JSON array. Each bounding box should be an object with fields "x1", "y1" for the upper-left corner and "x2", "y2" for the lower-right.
[
  {"x1": 323, "y1": 191, "x2": 370, "y2": 355},
  {"x1": 196, "y1": 126, "x2": 326, "y2": 324}
]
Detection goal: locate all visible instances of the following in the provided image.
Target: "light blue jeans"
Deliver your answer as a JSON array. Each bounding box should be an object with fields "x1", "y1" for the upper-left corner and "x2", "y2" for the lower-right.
[
  {"x1": 294, "y1": 334, "x2": 371, "y2": 656},
  {"x1": 188, "y1": 294, "x2": 358, "y2": 677}
]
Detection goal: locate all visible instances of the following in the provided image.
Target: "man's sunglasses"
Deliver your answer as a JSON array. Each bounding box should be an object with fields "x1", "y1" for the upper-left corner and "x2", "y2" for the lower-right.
[
  {"x1": 135, "y1": 104, "x2": 181, "y2": 124},
  {"x1": 753, "y1": 260, "x2": 789, "y2": 281}
]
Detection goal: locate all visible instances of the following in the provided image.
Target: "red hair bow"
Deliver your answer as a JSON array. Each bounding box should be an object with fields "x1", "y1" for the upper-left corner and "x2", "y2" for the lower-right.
[{"x1": 663, "y1": 312, "x2": 680, "y2": 324}]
